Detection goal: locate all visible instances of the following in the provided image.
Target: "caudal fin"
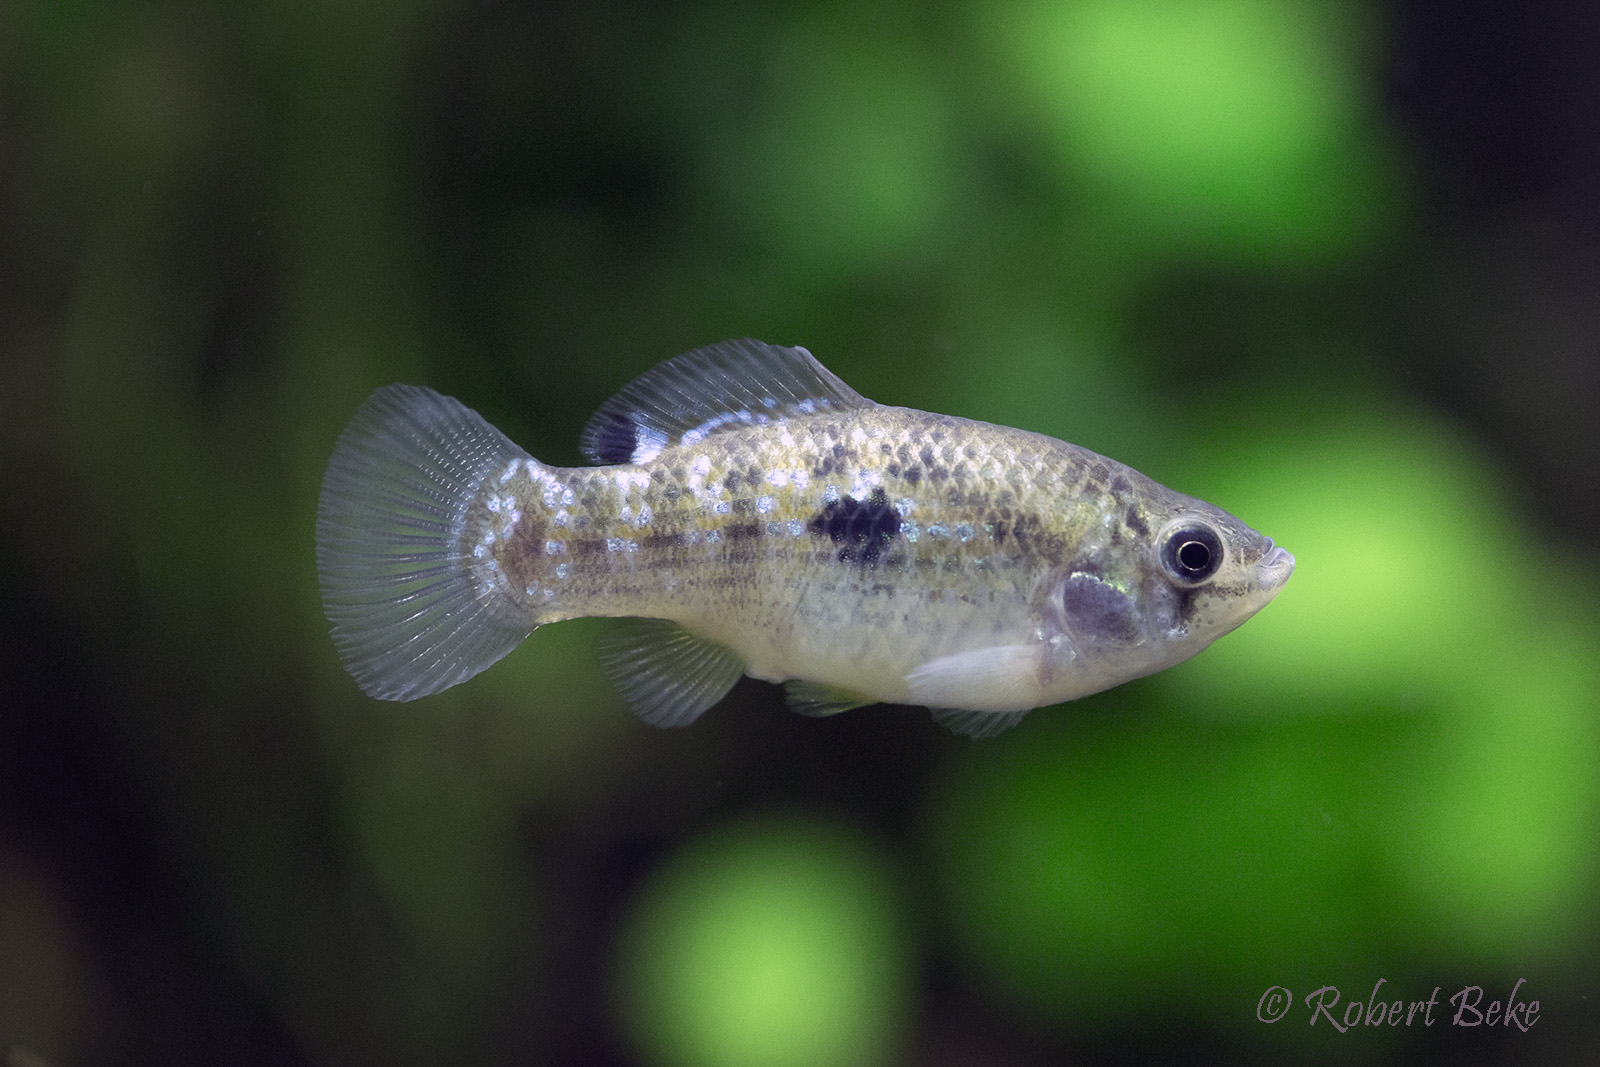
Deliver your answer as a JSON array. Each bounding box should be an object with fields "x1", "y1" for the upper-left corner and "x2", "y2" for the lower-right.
[{"x1": 315, "y1": 384, "x2": 536, "y2": 700}]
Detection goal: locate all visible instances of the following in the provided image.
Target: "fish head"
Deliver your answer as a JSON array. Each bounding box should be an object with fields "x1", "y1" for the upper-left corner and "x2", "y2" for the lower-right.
[{"x1": 1041, "y1": 484, "x2": 1295, "y2": 696}]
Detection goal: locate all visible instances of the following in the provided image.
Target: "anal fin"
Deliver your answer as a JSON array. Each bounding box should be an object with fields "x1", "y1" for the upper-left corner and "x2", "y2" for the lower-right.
[
  {"x1": 784, "y1": 680, "x2": 873, "y2": 718},
  {"x1": 598, "y1": 618, "x2": 746, "y2": 727},
  {"x1": 929, "y1": 707, "x2": 1029, "y2": 739}
]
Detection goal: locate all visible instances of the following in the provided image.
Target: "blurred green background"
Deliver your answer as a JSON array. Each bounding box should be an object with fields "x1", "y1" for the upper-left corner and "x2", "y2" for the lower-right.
[{"x1": 3, "y1": 0, "x2": 1598, "y2": 1064}]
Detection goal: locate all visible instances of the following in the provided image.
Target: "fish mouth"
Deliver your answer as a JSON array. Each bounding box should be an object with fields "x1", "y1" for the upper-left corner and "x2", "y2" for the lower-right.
[{"x1": 1255, "y1": 541, "x2": 1296, "y2": 589}]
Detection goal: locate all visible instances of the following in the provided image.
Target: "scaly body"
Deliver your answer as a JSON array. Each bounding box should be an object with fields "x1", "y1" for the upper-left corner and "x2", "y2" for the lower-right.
[{"x1": 316, "y1": 340, "x2": 1294, "y2": 736}]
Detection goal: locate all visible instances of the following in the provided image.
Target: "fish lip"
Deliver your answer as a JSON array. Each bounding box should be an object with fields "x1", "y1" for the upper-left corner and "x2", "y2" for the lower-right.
[{"x1": 1256, "y1": 544, "x2": 1296, "y2": 586}]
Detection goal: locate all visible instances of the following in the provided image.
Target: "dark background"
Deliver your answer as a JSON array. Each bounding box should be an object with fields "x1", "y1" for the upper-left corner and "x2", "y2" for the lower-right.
[{"x1": 3, "y1": 1, "x2": 1597, "y2": 1064}]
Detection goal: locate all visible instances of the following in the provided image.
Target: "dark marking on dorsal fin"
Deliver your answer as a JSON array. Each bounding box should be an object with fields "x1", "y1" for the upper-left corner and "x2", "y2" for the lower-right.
[
  {"x1": 585, "y1": 411, "x2": 645, "y2": 468},
  {"x1": 579, "y1": 339, "x2": 874, "y2": 465}
]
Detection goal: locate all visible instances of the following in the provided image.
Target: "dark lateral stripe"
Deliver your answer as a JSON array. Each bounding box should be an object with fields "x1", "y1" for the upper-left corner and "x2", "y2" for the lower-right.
[
  {"x1": 605, "y1": 522, "x2": 771, "y2": 554},
  {"x1": 722, "y1": 521, "x2": 764, "y2": 541}
]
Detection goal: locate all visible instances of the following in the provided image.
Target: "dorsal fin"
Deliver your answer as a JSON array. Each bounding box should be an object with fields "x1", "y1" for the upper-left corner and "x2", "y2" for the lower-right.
[{"x1": 580, "y1": 339, "x2": 873, "y2": 465}]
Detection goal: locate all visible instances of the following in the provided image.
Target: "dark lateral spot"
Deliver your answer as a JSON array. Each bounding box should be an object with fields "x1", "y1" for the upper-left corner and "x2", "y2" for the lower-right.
[
  {"x1": 919, "y1": 446, "x2": 936, "y2": 467},
  {"x1": 588, "y1": 413, "x2": 642, "y2": 465},
  {"x1": 1125, "y1": 507, "x2": 1150, "y2": 539},
  {"x1": 807, "y1": 486, "x2": 902, "y2": 566},
  {"x1": 725, "y1": 471, "x2": 742, "y2": 491},
  {"x1": 903, "y1": 467, "x2": 922, "y2": 486},
  {"x1": 929, "y1": 466, "x2": 949, "y2": 483},
  {"x1": 1111, "y1": 474, "x2": 1131, "y2": 495},
  {"x1": 723, "y1": 521, "x2": 763, "y2": 540}
]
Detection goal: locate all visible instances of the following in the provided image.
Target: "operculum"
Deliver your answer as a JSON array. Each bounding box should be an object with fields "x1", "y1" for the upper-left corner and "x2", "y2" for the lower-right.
[{"x1": 1052, "y1": 569, "x2": 1146, "y2": 648}]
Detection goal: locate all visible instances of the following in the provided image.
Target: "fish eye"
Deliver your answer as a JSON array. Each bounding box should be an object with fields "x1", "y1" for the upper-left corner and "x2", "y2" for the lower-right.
[{"x1": 1160, "y1": 522, "x2": 1223, "y2": 584}]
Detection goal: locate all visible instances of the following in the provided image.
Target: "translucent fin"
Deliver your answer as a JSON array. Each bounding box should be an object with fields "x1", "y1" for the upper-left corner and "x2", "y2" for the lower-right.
[
  {"x1": 580, "y1": 339, "x2": 873, "y2": 465},
  {"x1": 316, "y1": 384, "x2": 536, "y2": 701},
  {"x1": 784, "y1": 680, "x2": 873, "y2": 717},
  {"x1": 929, "y1": 707, "x2": 1029, "y2": 739},
  {"x1": 598, "y1": 618, "x2": 747, "y2": 727},
  {"x1": 904, "y1": 643, "x2": 1050, "y2": 713}
]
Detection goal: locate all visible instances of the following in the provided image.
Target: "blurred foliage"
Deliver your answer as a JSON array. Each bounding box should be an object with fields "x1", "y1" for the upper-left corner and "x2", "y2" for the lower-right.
[
  {"x1": 985, "y1": 0, "x2": 1399, "y2": 260},
  {"x1": 614, "y1": 816, "x2": 910, "y2": 1067},
  {"x1": 2, "y1": 0, "x2": 1598, "y2": 1065}
]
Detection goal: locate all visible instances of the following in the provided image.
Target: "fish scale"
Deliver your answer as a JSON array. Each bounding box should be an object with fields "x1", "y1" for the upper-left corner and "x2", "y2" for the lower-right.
[{"x1": 316, "y1": 339, "x2": 1293, "y2": 737}]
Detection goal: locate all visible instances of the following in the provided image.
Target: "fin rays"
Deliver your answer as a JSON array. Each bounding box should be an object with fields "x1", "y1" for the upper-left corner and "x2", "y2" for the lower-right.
[
  {"x1": 580, "y1": 339, "x2": 872, "y2": 465},
  {"x1": 598, "y1": 618, "x2": 747, "y2": 727},
  {"x1": 929, "y1": 708, "x2": 1029, "y2": 738},
  {"x1": 316, "y1": 384, "x2": 536, "y2": 701},
  {"x1": 784, "y1": 680, "x2": 873, "y2": 717}
]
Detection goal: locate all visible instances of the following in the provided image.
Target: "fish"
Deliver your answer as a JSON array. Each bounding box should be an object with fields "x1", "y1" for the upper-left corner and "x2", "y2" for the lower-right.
[{"x1": 315, "y1": 339, "x2": 1294, "y2": 738}]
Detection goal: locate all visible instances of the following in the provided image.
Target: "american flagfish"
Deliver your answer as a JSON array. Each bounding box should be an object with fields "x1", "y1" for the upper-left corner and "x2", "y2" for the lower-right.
[{"x1": 315, "y1": 339, "x2": 1294, "y2": 737}]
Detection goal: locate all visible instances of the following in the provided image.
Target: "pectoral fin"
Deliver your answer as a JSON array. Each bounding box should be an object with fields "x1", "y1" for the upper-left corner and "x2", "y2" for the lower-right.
[
  {"x1": 598, "y1": 618, "x2": 746, "y2": 727},
  {"x1": 903, "y1": 643, "x2": 1049, "y2": 712}
]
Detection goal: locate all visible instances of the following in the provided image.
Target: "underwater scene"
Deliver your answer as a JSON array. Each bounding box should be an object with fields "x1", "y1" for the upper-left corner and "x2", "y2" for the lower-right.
[{"x1": 2, "y1": 1, "x2": 1597, "y2": 1064}]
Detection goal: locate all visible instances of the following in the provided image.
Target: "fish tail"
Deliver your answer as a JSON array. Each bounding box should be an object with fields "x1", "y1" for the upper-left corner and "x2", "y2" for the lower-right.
[{"x1": 315, "y1": 384, "x2": 539, "y2": 701}]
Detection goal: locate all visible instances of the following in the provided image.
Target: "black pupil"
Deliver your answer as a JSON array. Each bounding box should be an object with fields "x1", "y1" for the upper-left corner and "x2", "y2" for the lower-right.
[{"x1": 1176, "y1": 539, "x2": 1211, "y2": 573}]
